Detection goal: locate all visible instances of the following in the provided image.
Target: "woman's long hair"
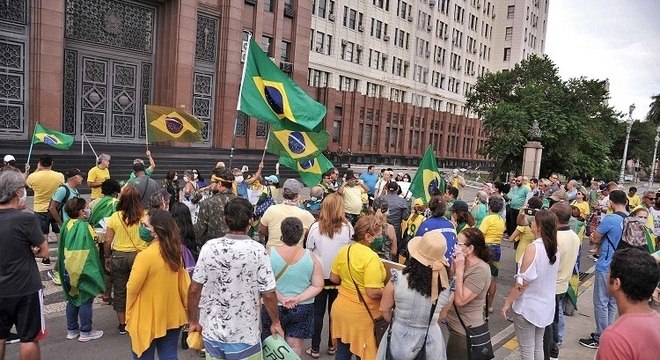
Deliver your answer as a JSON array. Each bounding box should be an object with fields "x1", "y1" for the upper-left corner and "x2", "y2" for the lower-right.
[
  {"x1": 460, "y1": 228, "x2": 491, "y2": 263},
  {"x1": 402, "y1": 257, "x2": 447, "y2": 296},
  {"x1": 534, "y1": 210, "x2": 558, "y2": 264},
  {"x1": 453, "y1": 209, "x2": 476, "y2": 227},
  {"x1": 149, "y1": 209, "x2": 183, "y2": 271},
  {"x1": 318, "y1": 193, "x2": 348, "y2": 237},
  {"x1": 116, "y1": 184, "x2": 143, "y2": 226},
  {"x1": 170, "y1": 203, "x2": 196, "y2": 254}
]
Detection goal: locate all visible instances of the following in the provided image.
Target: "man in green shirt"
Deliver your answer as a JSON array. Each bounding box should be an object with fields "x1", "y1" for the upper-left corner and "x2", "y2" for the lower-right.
[
  {"x1": 506, "y1": 176, "x2": 530, "y2": 236},
  {"x1": 127, "y1": 150, "x2": 155, "y2": 181}
]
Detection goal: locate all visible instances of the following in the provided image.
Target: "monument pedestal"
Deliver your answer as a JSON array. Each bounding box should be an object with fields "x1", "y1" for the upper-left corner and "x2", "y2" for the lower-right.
[{"x1": 522, "y1": 141, "x2": 543, "y2": 178}]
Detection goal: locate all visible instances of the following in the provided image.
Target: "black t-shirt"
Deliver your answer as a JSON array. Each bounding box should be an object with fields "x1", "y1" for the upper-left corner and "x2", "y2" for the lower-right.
[{"x1": 0, "y1": 208, "x2": 45, "y2": 297}]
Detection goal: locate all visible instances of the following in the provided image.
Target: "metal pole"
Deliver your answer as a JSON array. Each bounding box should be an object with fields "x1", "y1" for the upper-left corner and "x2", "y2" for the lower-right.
[
  {"x1": 619, "y1": 122, "x2": 633, "y2": 184},
  {"x1": 649, "y1": 128, "x2": 660, "y2": 189}
]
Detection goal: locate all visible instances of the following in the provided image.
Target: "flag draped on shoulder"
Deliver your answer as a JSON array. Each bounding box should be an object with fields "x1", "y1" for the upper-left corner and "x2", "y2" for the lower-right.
[
  {"x1": 409, "y1": 146, "x2": 446, "y2": 203},
  {"x1": 57, "y1": 219, "x2": 106, "y2": 306},
  {"x1": 266, "y1": 125, "x2": 329, "y2": 161},
  {"x1": 238, "y1": 38, "x2": 326, "y2": 131},
  {"x1": 279, "y1": 153, "x2": 334, "y2": 187},
  {"x1": 89, "y1": 196, "x2": 118, "y2": 228},
  {"x1": 32, "y1": 123, "x2": 74, "y2": 150},
  {"x1": 146, "y1": 105, "x2": 205, "y2": 143}
]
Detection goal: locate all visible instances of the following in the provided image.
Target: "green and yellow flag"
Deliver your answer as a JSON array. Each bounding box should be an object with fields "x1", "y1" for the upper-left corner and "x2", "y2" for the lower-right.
[
  {"x1": 32, "y1": 123, "x2": 74, "y2": 150},
  {"x1": 238, "y1": 38, "x2": 326, "y2": 132},
  {"x1": 409, "y1": 146, "x2": 446, "y2": 203},
  {"x1": 266, "y1": 126, "x2": 329, "y2": 161},
  {"x1": 57, "y1": 219, "x2": 105, "y2": 306},
  {"x1": 279, "y1": 153, "x2": 334, "y2": 187},
  {"x1": 89, "y1": 196, "x2": 118, "y2": 228},
  {"x1": 146, "y1": 105, "x2": 205, "y2": 142}
]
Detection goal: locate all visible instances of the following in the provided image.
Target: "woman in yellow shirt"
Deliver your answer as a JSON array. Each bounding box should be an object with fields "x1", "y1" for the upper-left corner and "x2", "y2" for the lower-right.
[
  {"x1": 330, "y1": 215, "x2": 386, "y2": 360},
  {"x1": 104, "y1": 184, "x2": 147, "y2": 335},
  {"x1": 478, "y1": 195, "x2": 506, "y2": 313},
  {"x1": 126, "y1": 209, "x2": 190, "y2": 359}
]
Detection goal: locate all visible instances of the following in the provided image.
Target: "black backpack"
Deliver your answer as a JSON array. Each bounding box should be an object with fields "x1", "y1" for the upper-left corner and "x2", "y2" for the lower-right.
[{"x1": 49, "y1": 185, "x2": 76, "y2": 221}]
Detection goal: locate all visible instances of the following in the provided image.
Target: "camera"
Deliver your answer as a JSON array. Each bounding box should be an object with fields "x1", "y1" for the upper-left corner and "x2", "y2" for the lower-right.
[{"x1": 524, "y1": 208, "x2": 538, "y2": 216}]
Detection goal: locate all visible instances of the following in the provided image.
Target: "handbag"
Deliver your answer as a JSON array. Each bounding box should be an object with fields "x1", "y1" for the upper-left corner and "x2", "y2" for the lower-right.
[
  {"x1": 453, "y1": 295, "x2": 495, "y2": 360},
  {"x1": 385, "y1": 299, "x2": 438, "y2": 360},
  {"x1": 254, "y1": 186, "x2": 276, "y2": 218},
  {"x1": 347, "y1": 245, "x2": 388, "y2": 346}
]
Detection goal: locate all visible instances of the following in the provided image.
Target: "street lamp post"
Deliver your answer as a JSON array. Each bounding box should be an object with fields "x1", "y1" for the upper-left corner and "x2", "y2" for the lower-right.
[
  {"x1": 649, "y1": 126, "x2": 660, "y2": 189},
  {"x1": 619, "y1": 104, "x2": 636, "y2": 184}
]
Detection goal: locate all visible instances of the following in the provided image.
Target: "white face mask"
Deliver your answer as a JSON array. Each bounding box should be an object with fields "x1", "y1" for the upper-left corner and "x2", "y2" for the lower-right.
[
  {"x1": 183, "y1": 176, "x2": 190, "y2": 182},
  {"x1": 19, "y1": 189, "x2": 27, "y2": 206},
  {"x1": 83, "y1": 208, "x2": 91, "y2": 219},
  {"x1": 193, "y1": 173, "x2": 198, "y2": 179},
  {"x1": 235, "y1": 176, "x2": 244, "y2": 183},
  {"x1": 173, "y1": 175, "x2": 178, "y2": 181}
]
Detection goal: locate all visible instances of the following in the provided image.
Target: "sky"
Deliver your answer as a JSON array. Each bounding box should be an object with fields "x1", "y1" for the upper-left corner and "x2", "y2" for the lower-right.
[{"x1": 545, "y1": 0, "x2": 660, "y2": 120}]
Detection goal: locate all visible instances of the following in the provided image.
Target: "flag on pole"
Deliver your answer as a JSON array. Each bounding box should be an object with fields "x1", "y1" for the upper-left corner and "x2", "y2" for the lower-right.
[
  {"x1": 145, "y1": 105, "x2": 205, "y2": 143},
  {"x1": 57, "y1": 219, "x2": 106, "y2": 306},
  {"x1": 266, "y1": 126, "x2": 329, "y2": 161},
  {"x1": 32, "y1": 123, "x2": 74, "y2": 150},
  {"x1": 279, "y1": 153, "x2": 334, "y2": 187},
  {"x1": 238, "y1": 38, "x2": 326, "y2": 131},
  {"x1": 409, "y1": 145, "x2": 446, "y2": 203}
]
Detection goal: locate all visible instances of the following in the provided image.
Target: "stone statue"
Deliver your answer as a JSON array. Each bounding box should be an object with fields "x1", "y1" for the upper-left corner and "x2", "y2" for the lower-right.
[{"x1": 528, "y1": 120, "x2": 542, "y2": 140}]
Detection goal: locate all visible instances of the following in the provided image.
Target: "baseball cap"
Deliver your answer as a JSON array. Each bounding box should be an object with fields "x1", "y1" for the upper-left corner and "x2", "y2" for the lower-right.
[
  {"x1": 450, "y1": 200, "x2": 469, "y2": 212},
  {"x1": 283, "y1": 179, "x2": 303, "y2": 194},
  {"x1": 66, "y1": 168, "x2": 85, "y2": 179},
  {"x1": 386, "y1": 181, "x2": 399, "y2": 192},
  {"x1": 3, "y1": 154, "x2": 15, "y2": 163},
  {"x1": 413, "y1": 198, "x2": 425, "y2": 206},
  {"x1": 265, "y1": 175, "x2": 279, "y2": 184}
]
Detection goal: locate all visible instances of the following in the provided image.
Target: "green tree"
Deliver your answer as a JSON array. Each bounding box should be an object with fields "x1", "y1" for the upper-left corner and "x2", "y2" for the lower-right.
[
  {"x1": 648, "y1": 93, "x2": 660, "y2": 125},
  {"x1": 467, "y1": 55, "x2": 622, "y2": 180}
]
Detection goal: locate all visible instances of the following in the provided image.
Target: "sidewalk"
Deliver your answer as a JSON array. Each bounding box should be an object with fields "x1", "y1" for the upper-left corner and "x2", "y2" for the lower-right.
[{"x1": 494, "y1": 276, "x2": 599, "y2": 359}]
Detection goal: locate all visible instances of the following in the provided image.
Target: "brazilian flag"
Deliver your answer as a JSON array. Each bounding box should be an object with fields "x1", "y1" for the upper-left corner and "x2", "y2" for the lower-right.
[
  {"x1": 146, "y1": 105, "x2": 205, "y2": 143},
  {"x1": 89, "y1": 196, "x2": 118, "y2": 228},
  {"x1": 32, "y1": 123, "x2": 74, "y2": 150},
  {"x1": 266, "y1": 125, "x2": 329, "y2": 162},
  {"x1": 238, "y1": 38, "x2": 326, "y2": 132},
  {"x1": 409, "y1": 146, "x2": 446, "y2": 203},
  {"x1": 279, "y1": 153, "x2": 334, "y2": 187},
  {"x1": 58, "y1": 219, "x2": 106, "y2": 306}
]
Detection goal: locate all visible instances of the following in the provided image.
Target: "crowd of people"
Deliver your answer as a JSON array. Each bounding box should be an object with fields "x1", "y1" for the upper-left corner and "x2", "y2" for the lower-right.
[{"x1": 0, "y1": 152, "x2": 659, "y2": 360}]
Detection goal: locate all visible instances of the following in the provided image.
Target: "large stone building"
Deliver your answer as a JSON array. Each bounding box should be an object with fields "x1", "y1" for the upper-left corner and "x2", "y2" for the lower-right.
[{"x1": 0, "y1": 0, "x2": 546, "y2": 168}]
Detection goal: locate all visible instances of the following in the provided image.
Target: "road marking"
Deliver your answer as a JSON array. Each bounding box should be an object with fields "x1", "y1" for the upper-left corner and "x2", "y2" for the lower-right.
[
  {"x1": 503, "y1": 338, "x2": 518, "y2": 350},
  {"x1": 491, "y1": 323, "x2": 514, "y2": 347}
]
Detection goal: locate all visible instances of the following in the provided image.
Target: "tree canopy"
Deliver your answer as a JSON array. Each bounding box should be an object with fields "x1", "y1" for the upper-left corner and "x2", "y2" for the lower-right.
[{"x1": 466, "y1": 55, "x2": 625, "y2": 180}]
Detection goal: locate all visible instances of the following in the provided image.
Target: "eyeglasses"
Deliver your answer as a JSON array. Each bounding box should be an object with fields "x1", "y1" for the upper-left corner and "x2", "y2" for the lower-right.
[
  {"x1": 646, "y1": 197, "x2": 656, "y2": 200},
  {"x1": 457, "y1": 242, "x2": 470, "y2": 246}
]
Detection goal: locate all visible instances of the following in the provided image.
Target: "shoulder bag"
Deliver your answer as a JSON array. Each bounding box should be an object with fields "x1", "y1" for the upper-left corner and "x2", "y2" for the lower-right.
[
  {"x1": 274, "y1": 247, "x2": 301, "y2": 281},
  {"x1": 347, "y1": 245, "x2": 388, "y2": 346},
  {"x1": 453, "y1": 295, "x2": 495, "y2": 360},
  {"x1": 386, "y1": 298, "x2": 438, "y2": 360}
]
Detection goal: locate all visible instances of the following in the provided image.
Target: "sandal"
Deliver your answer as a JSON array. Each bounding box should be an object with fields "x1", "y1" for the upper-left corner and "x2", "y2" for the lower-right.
[
  {"x1": 327, "y1": 346, "x2": 337, "y2": 355},
  {"x1": 305, "y1": 348, "x2": 320, "y2": 359}
]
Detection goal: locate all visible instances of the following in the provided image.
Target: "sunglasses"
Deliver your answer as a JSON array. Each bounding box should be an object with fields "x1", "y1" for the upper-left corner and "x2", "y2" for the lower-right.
[{"x1": 647, "y1": 197, "x2": 657, "y2": 200}]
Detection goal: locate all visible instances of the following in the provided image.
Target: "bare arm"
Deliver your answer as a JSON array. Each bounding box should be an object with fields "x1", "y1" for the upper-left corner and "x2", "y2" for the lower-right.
[
  {"x1": 329, "y1": 271, "x2": 341, "y2": 284},
  {"x1": 245, "y1": 163, "x2": 265, "y2": 185},
  {"x1": 365, "y1": 287, "x2": 383, "y2": 299},
  {"x1": 49, "y1": 200, "x2": 63, "y2": 225},
  {"x1": 386, "y1": 224, "x2": 397, "y2": 257},
  {"x1": 145, "y1": 150, "x2": 155, "y2": 173},
  {"x1": 262, "y1": 290, "x2": 284, "y2": 337},
  {"x1": 187, "y1": 281, "x2": 203, "y2": 332},
  {"x1": 103, "y1": 228, "x2": 115, "y2": 272},
  {"x1": 379, "y1": 280, "x2": 395, "y2": 322},
  {"x1": 258, "y1": 224, "x2": 269, "y2": 237},
  {"x1": 452, "y1": 253, "x2": 478, "y2": 306},
  {"x1": 591, "y1": 230, "x2": 604, "y2": 244},
  {"x1": 501, "y1": 244, "x2": 535, "y2": 319},
  {"x1": 34, "y1": 239, "x2": 49, "y2": 258},
  {"x1": 285, "y1": 253, "x2": 324, "y2": 307}
]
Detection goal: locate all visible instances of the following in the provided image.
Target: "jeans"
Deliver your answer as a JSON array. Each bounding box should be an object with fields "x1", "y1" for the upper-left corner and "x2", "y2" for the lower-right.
[
  {"x1": 66, "y1": 299, "x2": 93, "y2": 332},
  {"x1": 593, "y1": 271, "x2": 617, "y2": 338},
  {"x1": 558, "y1": 295, "x2": 565, "y2": 342},
  {"x1": 311, "y1": 283, "x2": 338, "y2": 351},
  {"x1": 132, "y1": 328, "x2": 181, "y2": 360},
  {"x1": 335, "y1": 341, "x2": 360, "y2": 360},
  {"x1": 514, "y1": 313, "x2": 544, "y2": 360}
]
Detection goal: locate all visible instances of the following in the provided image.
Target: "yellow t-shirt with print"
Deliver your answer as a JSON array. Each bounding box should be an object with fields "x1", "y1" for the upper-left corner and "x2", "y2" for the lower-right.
[
  {"x1": 87, "y1": 165, "x2": 110, "y2": 200},
  {"x1": 405, "y1": 212, "x2": 426, "y2": 238},
  {"x1": 107, "y1": 210, "x2": 148, "y2": 252},
  {"x1": 479, "y1": 213, "x2": 505, "y2": 245}
]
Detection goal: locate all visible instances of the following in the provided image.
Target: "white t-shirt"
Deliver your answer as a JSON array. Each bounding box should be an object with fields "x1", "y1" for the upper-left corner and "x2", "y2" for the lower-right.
[
  {"x1": 649, "y1": 207, "x2": 660, "y2": 237},
  {"x1": 192, "y1": 234, "x2": 275, "y2": 345},
  {"x1": 305, "y1": 222, "x2": 354, "y2": 278}
]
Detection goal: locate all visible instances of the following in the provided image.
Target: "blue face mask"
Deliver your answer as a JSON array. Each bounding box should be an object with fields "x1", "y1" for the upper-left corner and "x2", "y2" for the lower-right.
[{"x1": 139, "y1": 225, "x2": 155, "y2": 242}]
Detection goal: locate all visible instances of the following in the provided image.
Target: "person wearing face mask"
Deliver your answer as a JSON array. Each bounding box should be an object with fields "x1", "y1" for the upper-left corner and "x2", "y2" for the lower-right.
[
  {"x1": 58, "y1": 198, "x2": 105, "y2": 342},
  {"x1": 302, "y1": 186, "x2": 324, "y2": 220},
  {"x1": 47, "y1": 168, "x2": 84, "y2": 283},
  {"x1": 337, "y1": 170, "x2": 369, "y2": 227},
  {"x1": 232, "y1": 163, "x2": 264, "y2": 200},
  {"x1": 162, "y1": 170, "x2": 180, "y2": 210},
  {"x1": 126, "y1": 209, "x2": 190, "y2": 359},
  {"x1": 104, "y1": 184, "x2": 148, "y2": 335},
  {"x1": 370, "y1": 198, "x2": 398, "y2": 260}
]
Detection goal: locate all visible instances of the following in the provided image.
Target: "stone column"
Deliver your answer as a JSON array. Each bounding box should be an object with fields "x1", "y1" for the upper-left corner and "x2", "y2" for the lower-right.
[{"x1": 522, "y1": 141, "x2": 543, "y2": 178}]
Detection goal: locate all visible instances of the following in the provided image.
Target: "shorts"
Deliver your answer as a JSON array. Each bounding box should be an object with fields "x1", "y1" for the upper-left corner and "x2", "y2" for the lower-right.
[
  {"x1": 0, "y1": 290, "x2": 45, "y2": 343},
  {"x1": 35, "y1": 212, "x2": 59, "y2": 235},
  {"x1": 487, "y1": 244, "x2": 501, "y2": 277},
  {"x1": 110, "y1": 250, "x2": 138, "y2": 312},
  {"x1": 261, "y1": 303, "x2": 314, "y2": 339}
]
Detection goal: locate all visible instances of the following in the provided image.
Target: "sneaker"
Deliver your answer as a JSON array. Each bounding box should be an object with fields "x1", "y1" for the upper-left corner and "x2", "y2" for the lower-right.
[
  {"x1": 6, "y1": 332, "x2": 20, "y2": 344},
  {"x1": 41, "y1": 258, "x2": 51, "y2": 265},
  {"x1": 579, "y1": 337, "x2": 599, "y2": 349},
  {"x1": 48, "y1": 270, "x2": 61, "y2": 286},
  {"x1": 557, "y1": 340, "x2": 563, "y2": 348},
  {"x1": 117, "y1": 324, "x2": 127, "y2": 335},
  {"x1": 65, "y1": 330, "x2": 80, "y2": 340},
  {"x1": 78, "y1": 329, "x2": 103, "y2": 342}
]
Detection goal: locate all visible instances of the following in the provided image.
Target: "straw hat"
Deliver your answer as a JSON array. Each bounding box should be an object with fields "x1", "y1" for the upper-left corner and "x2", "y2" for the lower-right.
[{"x1": 407, "y1": 231, "x2": 450, "y2": 303}]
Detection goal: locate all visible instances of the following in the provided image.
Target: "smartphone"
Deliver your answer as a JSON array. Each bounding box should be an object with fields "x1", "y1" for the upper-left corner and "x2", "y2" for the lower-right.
[{"x1": 524, "y1": 208, "x2": 538, "y2": 216}]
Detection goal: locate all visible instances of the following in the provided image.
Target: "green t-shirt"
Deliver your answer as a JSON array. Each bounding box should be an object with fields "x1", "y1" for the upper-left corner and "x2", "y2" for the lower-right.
[{"x1": 127, "y1": 167, "x2": 153, "y2": 182}]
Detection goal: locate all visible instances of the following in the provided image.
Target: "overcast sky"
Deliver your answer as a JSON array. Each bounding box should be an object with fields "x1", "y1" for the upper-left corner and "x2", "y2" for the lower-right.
[{"x1": 545, "y1": 0, "x2": 660, "y2": 120}]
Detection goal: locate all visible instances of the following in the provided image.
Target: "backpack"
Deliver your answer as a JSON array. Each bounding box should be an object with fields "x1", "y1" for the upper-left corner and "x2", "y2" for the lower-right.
[
  {"x1": 614, "y1": 212, "x2": 648, "y2": 251},
  {"x1": 48, "y1": 184, "x2": 72, "y2": 221}
]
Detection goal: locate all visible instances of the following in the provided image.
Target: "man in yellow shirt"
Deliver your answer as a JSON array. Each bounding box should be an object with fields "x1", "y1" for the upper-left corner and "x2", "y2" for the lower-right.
[
  {"x1": 338, "y1": 170, "x2": 369, "y2": 226},
  {"x1": 26, "y1": 154, "x2": 64, "y2": 266},
  {"x1": 627, "y1": 187, "x2": 641, "y2": 209},
  {"x1": 87, "y1": 153, "x2": 111, "y2": 200}
]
